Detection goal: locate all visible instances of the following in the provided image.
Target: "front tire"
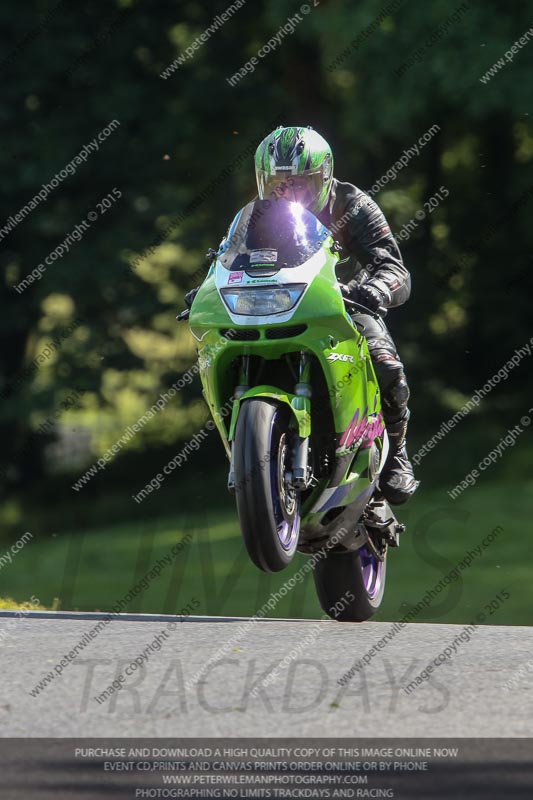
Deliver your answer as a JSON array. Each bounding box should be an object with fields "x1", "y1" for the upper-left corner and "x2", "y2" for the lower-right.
[
  {"x1": 312, "y1": 542, "x2": 387, "y2": 622},
  {"x1": 234, "y1": 399, "x2": 301, "y2": 572}
]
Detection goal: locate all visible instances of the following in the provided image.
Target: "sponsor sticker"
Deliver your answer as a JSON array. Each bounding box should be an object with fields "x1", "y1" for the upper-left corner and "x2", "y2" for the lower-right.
[
  {"x1": 250, "y1": 249, "x2": 277, "y2": 265},
  {"x1": 228, "y1": 271, "x2": 244, "y2": 284}
]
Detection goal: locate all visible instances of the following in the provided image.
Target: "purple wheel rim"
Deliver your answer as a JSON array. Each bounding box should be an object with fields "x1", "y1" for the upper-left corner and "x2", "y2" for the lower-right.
[
  {"x1": 275, "y1": 508, "x2": 300, "y2": 551},
  {"x1": 358, "y1": 545, "x2": 384, "y2": 600}
]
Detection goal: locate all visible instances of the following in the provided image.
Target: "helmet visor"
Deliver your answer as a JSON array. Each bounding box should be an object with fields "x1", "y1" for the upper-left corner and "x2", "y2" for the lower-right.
[{"x1": 257, "y1": 169, "x2": 325, "y2": 209}]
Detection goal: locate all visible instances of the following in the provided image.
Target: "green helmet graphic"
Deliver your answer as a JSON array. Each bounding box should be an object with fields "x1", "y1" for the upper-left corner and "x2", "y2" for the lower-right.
[{"x1": 255, "y1": 125, "x2": 334, "y2": 215}]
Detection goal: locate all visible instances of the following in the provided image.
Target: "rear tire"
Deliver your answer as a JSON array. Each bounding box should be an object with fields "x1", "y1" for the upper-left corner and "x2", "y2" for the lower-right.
[
  {"x1": 234, "y1": 399, "x2": 301, "y2": 572},
  {"x1": 312, "y1": 543, "x2": 387, "y2": 622}
]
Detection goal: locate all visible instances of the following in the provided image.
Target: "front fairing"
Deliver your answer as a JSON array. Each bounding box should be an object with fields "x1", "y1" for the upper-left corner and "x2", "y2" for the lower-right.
[{"x1": 188, "y1": 199, "x2": 380, "y2": 452}]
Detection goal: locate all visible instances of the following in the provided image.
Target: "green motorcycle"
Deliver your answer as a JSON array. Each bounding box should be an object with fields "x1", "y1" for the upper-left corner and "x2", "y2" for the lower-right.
[{"x1": 179, "y1": 199, "x2": 406, "y2": 622}]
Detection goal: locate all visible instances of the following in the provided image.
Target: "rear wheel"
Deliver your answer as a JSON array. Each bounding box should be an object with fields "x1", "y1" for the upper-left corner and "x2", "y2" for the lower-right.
[
  {"x1": 312, "y1": 541, "x2": 386, "y2": 621},
  {"x1": 234, "y1": 399, "x2": 301, "y2": 572}
]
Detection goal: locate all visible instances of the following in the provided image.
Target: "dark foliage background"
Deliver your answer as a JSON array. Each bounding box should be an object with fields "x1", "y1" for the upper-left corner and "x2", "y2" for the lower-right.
[{"x1": 0, "y1": 0, "x2": 531, "y2": 620}]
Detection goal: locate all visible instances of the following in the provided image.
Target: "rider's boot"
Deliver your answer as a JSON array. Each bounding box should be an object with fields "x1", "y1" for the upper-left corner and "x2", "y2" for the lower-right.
[{"x1": 380, "y1": 412, "x2": 419, "y2": 505}]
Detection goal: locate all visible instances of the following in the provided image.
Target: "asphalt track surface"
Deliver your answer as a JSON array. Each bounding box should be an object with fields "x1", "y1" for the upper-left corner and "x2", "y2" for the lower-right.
[{"x1": 1, "y1": 611, "x2": 532, "y2": 737}]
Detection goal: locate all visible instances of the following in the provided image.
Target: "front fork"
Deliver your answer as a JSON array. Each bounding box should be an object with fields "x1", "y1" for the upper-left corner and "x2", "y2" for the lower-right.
[
  {"x1": 227, "y1": 352, "x2": 313, "y2": 493},
  {"x1": 227, "y1": 355, "x2": 250, "y2": 493},
  {"x1": 291, "y1": 352, "x2": 311, "y2": 490}
]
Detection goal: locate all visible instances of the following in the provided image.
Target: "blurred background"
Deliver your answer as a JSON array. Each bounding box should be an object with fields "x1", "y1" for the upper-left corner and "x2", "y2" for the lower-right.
[{"x1": 0, "y1": 0, "x2": 531, "y2": 624}]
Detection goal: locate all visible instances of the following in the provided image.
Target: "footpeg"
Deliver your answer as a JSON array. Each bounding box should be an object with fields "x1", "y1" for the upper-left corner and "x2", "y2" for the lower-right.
[{"x1": 363, "y1": 501, "x2": 405, "y2": 548}]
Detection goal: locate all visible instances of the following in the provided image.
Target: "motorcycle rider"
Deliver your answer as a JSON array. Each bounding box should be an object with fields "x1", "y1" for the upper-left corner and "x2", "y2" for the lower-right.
[{"x1": 186, "y1": 125, "x2": 419, "y2": 505}]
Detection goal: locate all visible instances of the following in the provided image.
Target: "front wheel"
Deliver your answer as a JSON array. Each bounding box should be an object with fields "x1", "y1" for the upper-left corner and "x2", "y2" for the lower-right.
[
  {"x1": 312, "y1": 542, "x2": 387, "y2": 621},
  {"x1": 234, "y1": 399, "x2": 301, "y2": 572}
]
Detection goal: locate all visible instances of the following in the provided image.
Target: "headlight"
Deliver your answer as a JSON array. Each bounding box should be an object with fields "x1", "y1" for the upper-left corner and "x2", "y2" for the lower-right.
[{"x1": 220, "y1": 284, "x2": 306, "y2": 316}]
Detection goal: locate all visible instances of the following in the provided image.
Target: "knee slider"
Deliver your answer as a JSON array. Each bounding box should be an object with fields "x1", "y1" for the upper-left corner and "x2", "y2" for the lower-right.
[{"x1": 383, "y1": 373, "x2": 410, "y2": 415}]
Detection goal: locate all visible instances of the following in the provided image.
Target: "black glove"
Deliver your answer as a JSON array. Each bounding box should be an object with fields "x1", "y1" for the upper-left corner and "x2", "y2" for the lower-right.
[
  {"x1": 344, "y1": 280, "x2": 387, "y2": 313},
  {"x1": 184, "y1": 287, "x2": 199, "y2": 308}
]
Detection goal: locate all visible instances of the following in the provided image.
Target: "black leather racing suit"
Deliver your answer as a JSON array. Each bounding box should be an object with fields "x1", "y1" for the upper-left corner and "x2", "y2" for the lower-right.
[{"x1": 316, "y1": 179, "x2": 416, "y2": 503}]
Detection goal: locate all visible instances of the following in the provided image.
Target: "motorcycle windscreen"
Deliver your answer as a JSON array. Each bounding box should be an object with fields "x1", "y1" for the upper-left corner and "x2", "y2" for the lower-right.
[{"x1": 218, "y1": 199, "x2": 330, "y2": 272}]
